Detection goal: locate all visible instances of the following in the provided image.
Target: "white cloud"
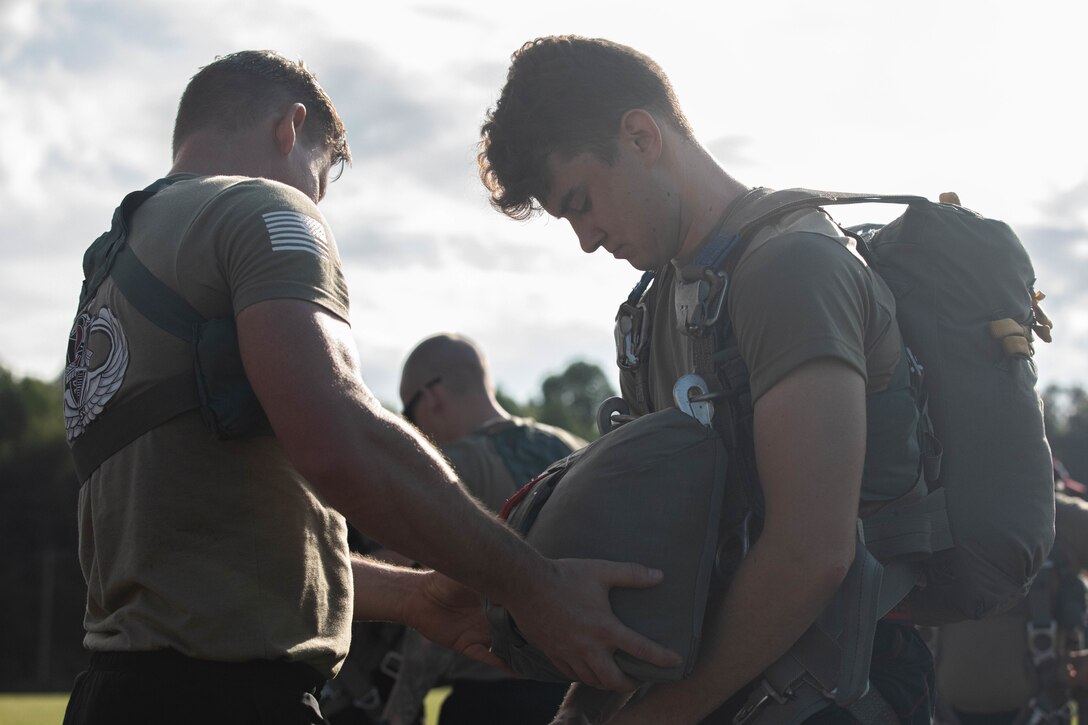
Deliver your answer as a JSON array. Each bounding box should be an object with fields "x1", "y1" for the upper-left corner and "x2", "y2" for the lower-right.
[{"x1": 1, "y1": 0, "x2": 1086, "y2": 407}]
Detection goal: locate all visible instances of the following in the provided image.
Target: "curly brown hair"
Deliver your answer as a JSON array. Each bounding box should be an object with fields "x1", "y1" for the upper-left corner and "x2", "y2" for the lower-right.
[
  {"x1": 478, "y1": 36, "x2": 693, "y2": 220},
  {"x1": 173, "y1": 50, "x2": 350, "y2": 171}
]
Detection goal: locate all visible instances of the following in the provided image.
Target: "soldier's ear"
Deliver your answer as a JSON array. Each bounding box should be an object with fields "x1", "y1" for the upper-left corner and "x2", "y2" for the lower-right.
[
  {"x1": 274, "y1": 103, "x2": 308, "y2": 157},
  {"x1": 619, "y1": 109, "x2": 662, "y2": 165}
]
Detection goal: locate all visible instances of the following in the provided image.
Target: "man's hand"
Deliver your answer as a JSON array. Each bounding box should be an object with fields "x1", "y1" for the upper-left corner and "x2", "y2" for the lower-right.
[
  {"x1": 505, "y1": 557, "x2": 681, "y2": 692},
  {"x1": 399, "y1": 569, "x2": 506, "y2": 670}
]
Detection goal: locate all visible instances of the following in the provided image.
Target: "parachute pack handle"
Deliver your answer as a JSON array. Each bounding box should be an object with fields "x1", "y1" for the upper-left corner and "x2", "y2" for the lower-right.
[{"x1": 733, "y1": 191, "x2": 931, "y2": 244}]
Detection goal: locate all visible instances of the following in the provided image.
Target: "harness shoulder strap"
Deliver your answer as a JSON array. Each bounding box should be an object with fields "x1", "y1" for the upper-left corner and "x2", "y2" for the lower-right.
[
  {"x1": 488, "y1": 422, "x2": 577, "y2": 488},
  {"x1": 688, "y1": 189, "x2": 939, "y2": 722},
  {"x1": 71, "y1": 177, "x2": 207, "y2": 481}
]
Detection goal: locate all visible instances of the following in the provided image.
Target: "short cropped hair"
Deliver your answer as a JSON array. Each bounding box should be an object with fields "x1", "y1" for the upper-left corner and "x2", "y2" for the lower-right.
[
  {"x1": 172, "y1": 50, "x2": 350, "y2": 169},
  {"x1": 478, "y1": 36, "x2": 693, "y2": 220}
]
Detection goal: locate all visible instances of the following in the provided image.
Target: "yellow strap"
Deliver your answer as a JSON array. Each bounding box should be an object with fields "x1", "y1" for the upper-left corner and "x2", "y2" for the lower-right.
[{"x1": 1002, "y1": 335, "x2": 1033, "y2": 358}]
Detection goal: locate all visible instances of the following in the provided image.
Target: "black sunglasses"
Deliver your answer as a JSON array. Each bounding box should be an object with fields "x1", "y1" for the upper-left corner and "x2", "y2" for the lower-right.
[{"x1": 403, "y1": 377, "x2": 442, "y2": 423}]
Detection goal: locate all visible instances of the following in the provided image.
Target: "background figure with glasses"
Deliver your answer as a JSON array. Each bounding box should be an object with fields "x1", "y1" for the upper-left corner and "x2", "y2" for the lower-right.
[{"x1": 375, "y1": 333, "x2": 585, "y2": 725}]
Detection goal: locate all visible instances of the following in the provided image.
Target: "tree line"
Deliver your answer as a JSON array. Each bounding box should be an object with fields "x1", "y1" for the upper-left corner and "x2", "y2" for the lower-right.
[{"x1": 2, "y1": 362, "x2": 1085, "y2": 691}]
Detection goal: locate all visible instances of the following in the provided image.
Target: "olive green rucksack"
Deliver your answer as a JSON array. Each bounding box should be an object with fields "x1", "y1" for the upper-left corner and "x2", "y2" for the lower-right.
[{"x1": 723, "y1": 190, "x2": 1056, "y2": 626}]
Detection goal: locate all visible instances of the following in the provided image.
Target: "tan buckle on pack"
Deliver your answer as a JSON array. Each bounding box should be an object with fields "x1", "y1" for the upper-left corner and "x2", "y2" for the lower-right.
[
  {"x1": 1031, "y1": 289, "x2": 1054, "y2": 343},
  {"x1": 989, "y1": 318, "x2": 1034, "y2": 358}
]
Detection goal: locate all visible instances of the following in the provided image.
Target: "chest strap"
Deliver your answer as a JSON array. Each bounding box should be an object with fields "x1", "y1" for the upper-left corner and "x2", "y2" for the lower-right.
[{"x1": 70, "y1": 241, "x2": 208, "y2": 482}]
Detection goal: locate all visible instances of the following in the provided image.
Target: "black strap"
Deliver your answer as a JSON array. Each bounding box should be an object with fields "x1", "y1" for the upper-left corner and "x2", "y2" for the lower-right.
[
  {"x1": 488, "y1": 423, "x2": 576, "y2": 489},
  {"x1": 70, "y1": 374, "x2": 201, "y2": 482},
  {"x1": 71, "y1": 176, "x2": 205, "y2": 482},
  {"x1": 79, "y1": 177, "x2": 182, "y2": 309},
  {"x1": 111, "y1": 243, "x2": 203, "y2": 342}
]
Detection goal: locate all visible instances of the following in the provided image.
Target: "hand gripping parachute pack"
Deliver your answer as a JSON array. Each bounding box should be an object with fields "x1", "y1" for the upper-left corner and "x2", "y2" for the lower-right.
[{"x1": 485, "y1": 378, "x2": 730, "y2": 683}]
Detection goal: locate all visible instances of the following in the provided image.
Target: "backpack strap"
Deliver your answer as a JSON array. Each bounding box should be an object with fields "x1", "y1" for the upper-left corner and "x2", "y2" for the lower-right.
[
  {"x1": 79, "y1": 177, "x2": 181, "y2": 309},
  {"x1": 70, "y1": 177, "x2": 272, "y2": 482},
  {"x1": 734, "y1": 530, "x2": 916, "y2": 725},
  {"x1": 487, "y1": 421, "x2": 578, "y2": 488},
  {"x1": 681, "y1": 189, "x2": 942, "y2": 720},
  {"x1": 70, "y1": 178, "x2": 209, "y2": 481}
]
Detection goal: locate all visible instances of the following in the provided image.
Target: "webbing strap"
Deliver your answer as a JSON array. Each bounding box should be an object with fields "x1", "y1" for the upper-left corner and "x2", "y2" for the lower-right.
[
  {"x1": 845, "y1": 687, "x2": 901, "y2": 725},
  {"x1": 71, "y1": 176, "x2": 204, "y2": 482},
  {"x1": 834, "y1": 534, "x2": 886, "y2": 705},
  {"x1": 79, "y1": 177, "x2": 181, "y2": 310},
  {"x1": 70, "y1": 374, "x2": 200, "y2": 482},
  {"x1": 111, "y1": 243, "x2": 203, "y2": 342},
  {"x1": 736, "y1": 538, "x2": 918, "y2": 725},
  {"x1": 688, "y1": 189, "x2": 938, "y2": 724},
  {"x1": 733, "y1": 190, "x2": 930, "y2": 244},
  {"x1": 861, "y1": 487, "x2": 953, "y2": 561}
]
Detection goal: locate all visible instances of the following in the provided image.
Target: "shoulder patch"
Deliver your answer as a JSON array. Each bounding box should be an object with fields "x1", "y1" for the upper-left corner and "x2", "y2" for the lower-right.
[{"x1": 262, "y1": 210, "x2": 329, "y2": 259}]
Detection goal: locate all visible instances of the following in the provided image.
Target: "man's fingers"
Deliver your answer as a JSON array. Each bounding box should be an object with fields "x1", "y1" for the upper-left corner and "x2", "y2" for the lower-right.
[
  {"x1": 612, "y1": 623, "x2": 683, "y2": 669},
  {"x1": 592, "y1": 559, "x2": 665, "y2": 590},
  {"x1": 460, "y1": 643, "x2": 509, "y2": 671},
  {"x1": 588, "y1": 655, "x2": 639, "y2": 692}
]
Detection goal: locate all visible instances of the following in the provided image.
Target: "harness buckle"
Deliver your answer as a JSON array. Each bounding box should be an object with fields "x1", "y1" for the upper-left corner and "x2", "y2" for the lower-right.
[
  {"x1": 675, "y1": 269, "x2": 728, "y2": 336},
  {"x1": 615, "y1": 301, "x2": 650, "y2": 369},
  {"x1": 733, "y1": 679, "x2": 791, "y2": 725},
  {"x1": 379, "y1": 650, "x2": 403, "y2": 679},
  {"x1": 1027, "y1": 620, "x2": 1059, "y2": 666}
]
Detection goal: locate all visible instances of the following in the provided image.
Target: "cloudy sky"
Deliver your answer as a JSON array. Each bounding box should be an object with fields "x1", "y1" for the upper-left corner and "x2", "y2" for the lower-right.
[{"x1": 2, "y1": 0, "x2": 1085, "y2": 407}]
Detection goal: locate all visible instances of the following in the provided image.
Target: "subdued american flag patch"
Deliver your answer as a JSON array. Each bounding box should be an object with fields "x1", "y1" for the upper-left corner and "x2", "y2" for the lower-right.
[{"x1": 262, "y1": 211, "x2": 330, "y2": 259}]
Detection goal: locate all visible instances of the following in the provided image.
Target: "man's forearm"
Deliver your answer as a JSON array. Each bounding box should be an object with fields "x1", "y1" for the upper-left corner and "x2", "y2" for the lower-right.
[
  {"x1": 349, "y1": 555, "x2": 423, "y2": 622},
  {"x1": 323, "y1": 400, "x2": 549, "y2": 607}
]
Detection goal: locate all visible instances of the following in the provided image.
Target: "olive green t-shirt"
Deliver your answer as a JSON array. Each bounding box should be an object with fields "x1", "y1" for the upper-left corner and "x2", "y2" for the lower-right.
[
  {"x1": 620, "y1": 201, "x2": 901, "y2": 412},
  {"x1": 67, "y1": 175, "x2": 352, "y2": 677}
]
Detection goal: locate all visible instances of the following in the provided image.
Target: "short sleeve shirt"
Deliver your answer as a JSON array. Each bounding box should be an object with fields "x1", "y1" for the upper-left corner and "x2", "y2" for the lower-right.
[
  {"x1": 71, "y1": 175, "x2": 353, "y2": 678},
  {"x1": 621, "y1": 197, "x2": 901, "y2": 413}
]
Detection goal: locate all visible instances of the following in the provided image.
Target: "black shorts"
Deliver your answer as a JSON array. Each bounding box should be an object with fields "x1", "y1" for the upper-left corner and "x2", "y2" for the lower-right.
[{"x1": 62, "y1": 649, "x2": 329, "y2": 725}]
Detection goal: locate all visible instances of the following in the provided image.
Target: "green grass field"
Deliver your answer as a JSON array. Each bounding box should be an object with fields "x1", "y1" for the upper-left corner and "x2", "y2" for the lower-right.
[
  {"x1": 0, "y1": 694, "x2": 68, "y2": 725},
  {"x1": 0, "y1": 689, "x2": 450, "y2": 725}
]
